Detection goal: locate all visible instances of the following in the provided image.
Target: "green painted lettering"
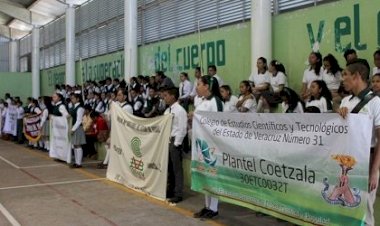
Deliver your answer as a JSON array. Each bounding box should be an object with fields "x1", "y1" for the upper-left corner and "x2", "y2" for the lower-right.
[
  {"x1": 155, "y1": 46, "x2": 161, "y2": 71},
  {"x1": 306, "y1": 21, "x2": 325, "y2": 49},
  {"x1": 161, "y1": 52, "x2": 167, "y2": 72},
  {"x1": 183, "y1": 46, "x2": 191, "y2": 70},
  {"x1": 206, "y1": 42, "x2": 215, "y2": 66},
  {"x1": 176, "y1": 48, "x2": 183, "y2": 71},
  {"x1": 216, "y1": 40, "x2": 225, "y2": 66},
  {"x1": 191, "y1": 45, "x2": 199, "y2": 68},
  {"x1": 353, "y1": 4, "x2": 366, "y2": 50},
  {"x1": 334, "y1": 16, "x2": 351, "y2": 52},
  {"x1": 378, "y1": 11, "x2": 380, "y2": 47}
]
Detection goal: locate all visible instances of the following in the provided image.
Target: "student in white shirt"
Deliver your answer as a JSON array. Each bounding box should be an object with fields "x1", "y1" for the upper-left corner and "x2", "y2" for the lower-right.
[
  {"x1": 236, "y1": 80, "x2": 257, "y2": 113},
  {"x1": 373, "y1": 50, "x2": 380, "y2": 76},
  {"x1": 163, "y1": 88, "x2": 188, "y2": 204},
  {"x1": 208, "y1": 65, "x2": 223, "y2": 87},
  {"x1": 305, "y1": 80, "x2": 333, "y2": 113},
  {"x1": 94, "y1": 92, "x2": 105, "y2": 114},
  {"x1": 301, "y1": 52, "x2": 323, "y2": 101},
  {"x1": 257, "y1": 60, "x2": 287, "y2": 113},
  {"x1": 220, "y1": 85, "x2": 238, "y2": 112},
  {"x1": 192, "y1": 75, "x2": 223, "y2": 219},
  {"x1": 248, "y1": 57, "x2": 271, "y2": 98},
  {"x1": 279, "y1": 87, "x2": 304, "y2": 113},
  {"x1": 371, "y1": 73, "x2": 380, "y2": 96},
  {"x1": 116, "y1": 89, "x2": 133, "y2": 114},
  {"x1": 323, "y1": 54, "x2": 343, "y2": 111},
  {"x1": 338, "y1": 59, "x2": 380, "y2": 226},
  {"x1": 190, "y1": 67, "x2": 202, "y2": 101},
  {"x1": 178, "y1": 72, "x2": 193, "y2": 112}
]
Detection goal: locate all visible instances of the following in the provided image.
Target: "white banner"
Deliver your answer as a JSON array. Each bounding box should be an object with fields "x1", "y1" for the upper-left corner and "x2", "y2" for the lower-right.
[
  {"x1": 3, "y1": 105, "x2": 17, "y2": 136},
  {"x1": 0, "y1": 109, "x2": 2, "y2": 136},
  {"x1": 192, "y1": 112, "x2": 372, "y2": 225},
  {"x1": 107, "y1": 103, "x2": 172, "y2": 200},
  {"x1": 49, "y1": 116, "x2": 72, "y2": 163}
]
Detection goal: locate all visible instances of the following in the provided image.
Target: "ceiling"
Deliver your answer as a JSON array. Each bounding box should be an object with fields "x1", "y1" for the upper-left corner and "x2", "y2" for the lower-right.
[{"x1": 0, "y1": 0, "x2": 88, "y2": 40}]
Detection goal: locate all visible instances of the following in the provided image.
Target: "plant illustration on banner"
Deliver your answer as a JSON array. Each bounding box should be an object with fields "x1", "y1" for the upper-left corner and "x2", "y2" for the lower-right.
[{"x1": 321, "y1": 154, "x2": 361, "y2": 207}]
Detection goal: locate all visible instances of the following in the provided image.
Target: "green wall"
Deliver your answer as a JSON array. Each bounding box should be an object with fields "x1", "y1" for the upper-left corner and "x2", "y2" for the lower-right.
[
  {"x1": 40, "y1": 0, "x2": 380, "y2": 96},
  {"x1": 0, "y1": 73, "x2": 32, "y2": 102}
]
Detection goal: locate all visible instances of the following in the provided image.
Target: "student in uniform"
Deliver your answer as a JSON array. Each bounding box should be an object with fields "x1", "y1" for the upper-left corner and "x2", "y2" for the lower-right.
[
  {"x1": 130, "y1": 87, "x2": 144, "y2": 117},
  {"x1": 373, "y1": 50, "x2": 380, "y2": 76},
  {"x1": 220, "y1": 85, "x2": 238, "y2": 112},
  {"x1": 279, "y1": 87, "x2": 305, "y2": 113},
  {"x1": 193, "y1": 75, "x2": 223, "y2": 219},
  {"x1": 94, "y1": 92, "x2": 105, "y2": 114},
  {"x1": 28, "y1": 99, "x2": 42, "y2": 148},
  {"x1": 207, "y1": 65, "x2": 223, "y2": 87},
  {"x1": 69, "y1": 94, "x2": 86, "y2": 168},
  {"x1": 301, "y1": 52, "x2": 323, "y2": 101},
  {"x1": 305, "y1": 80, "x2": 333, "y2": 113},
  {"x1": 15, "y1": 100, "x2": 25, "y2": 144},
  {"x1": 371, "y1": 73, "x2": 380, "y2": 96},
  {"x1": 178, "y1": 72, "x2": 193, "y2": 112},
  {"x1": 236, "y1": 80, "x2": 257, "y2": 113},
  {"x1": 322, "y1": 54, "x2": 343, "y2": 111},
  {"x1": 142, "y1": 86, "x2": 160, "y2": 118},
  {"x1": 51, "y1": 93, "x2": 69, "y2": 117},
  {"x1": 257, "y1": 60, "x2": 287, "y2": 113},
  {"x1": 248, "y1": 57, "x2": 271, "y2": 99},
  {"x1": 39, "y1": 96, "x2": 52, "y2": 151},
  {"x1": 116, "y1": 89, "x2": 133, "y2": 114},
  {"x1": 343, "y1": 49, "x2": 358, "y2": 65},
  {"x1": 162, "y1": 88, "x2": 188, "y2": 203},
  {"x1": 338, "y1": 59, "x2": 380, "y2": 226}
]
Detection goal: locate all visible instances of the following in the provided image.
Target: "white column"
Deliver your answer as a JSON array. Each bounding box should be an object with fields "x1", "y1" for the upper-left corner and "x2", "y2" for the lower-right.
[
  {"x1": 251, "y1": 0, "x2": 272, "y2": 72},
  {"x1": 32, "y1": 27, "x2": 40, "y2": 98},
  {"x1": 65, "y1": 5, "x2": 75, "y2": 86},
  {"x1": 9, "y1": 40, "x2": 18, "y2": 72},
  {"x1": 124, "y1": 0, "x2": 138, "y2": 81}
]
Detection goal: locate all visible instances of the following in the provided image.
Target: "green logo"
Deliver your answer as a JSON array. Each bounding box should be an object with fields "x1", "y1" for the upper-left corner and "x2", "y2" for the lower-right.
[{"x1": 131, "y1": 137, "x2": 142, "y2": 158}]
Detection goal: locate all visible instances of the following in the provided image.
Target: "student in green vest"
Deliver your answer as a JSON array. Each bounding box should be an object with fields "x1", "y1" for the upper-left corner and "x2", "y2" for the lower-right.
[
  {"x1": 69, "y1": 94, "x2": 86, "y2": 168},
  {"x1": 51, "y1": 93, "x2": 69, "y2": 117}
]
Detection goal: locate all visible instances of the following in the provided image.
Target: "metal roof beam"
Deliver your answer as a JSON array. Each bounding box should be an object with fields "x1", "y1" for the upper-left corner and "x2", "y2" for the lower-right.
[{"x1": 0, "y1": 0, "x2": 53, "y2": 25}]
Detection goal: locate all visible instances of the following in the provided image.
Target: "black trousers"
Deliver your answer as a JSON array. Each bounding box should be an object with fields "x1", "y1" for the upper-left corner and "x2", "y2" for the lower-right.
[
  {"x1": 83, "y1": 135, "x2": 97, "y2": 157},
  {"x1": 16, "y1": 119, "x2": 24, "y2": 143},
  {"x1": 167, "y1": 139, "x2": 184, "y2": 198}
]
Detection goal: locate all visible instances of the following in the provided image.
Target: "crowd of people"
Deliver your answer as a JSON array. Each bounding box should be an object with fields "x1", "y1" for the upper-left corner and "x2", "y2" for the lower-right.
[{"x1": 0, "y1": 48, "x2": 379, "y2": 224}]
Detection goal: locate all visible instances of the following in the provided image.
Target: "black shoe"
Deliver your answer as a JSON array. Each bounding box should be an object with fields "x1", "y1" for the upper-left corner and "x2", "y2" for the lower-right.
[
  {"x1": 166, "y1": 192, "x2": 174, "y2": 199},
  {"x1": 201, "y1": 210, "x2": 218, "y2": 219},
  {"x1": 168, "y1": 196, "x2": 183, "y2": 203},
  {"x1": 70, "y1": 164, "x2": 82, "y2": 168},
  {"x1": 193, "y1": 208, "x2": 209, "y2": 218}
]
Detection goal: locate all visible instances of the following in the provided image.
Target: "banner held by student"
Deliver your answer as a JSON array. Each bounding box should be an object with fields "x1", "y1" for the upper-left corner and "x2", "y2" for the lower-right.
[
  {"x1": 107, "y1": 103, "x2": 172, "y2": 200},
  {"x1": 192, "y1": 112, "x2": 372, "y2": 226},
  {"x1": 49, "y1": 116, "x2": 71, "y2": 163},
  {"x1": 23, "y1": 114, "x2": 41, "y2": 142}
]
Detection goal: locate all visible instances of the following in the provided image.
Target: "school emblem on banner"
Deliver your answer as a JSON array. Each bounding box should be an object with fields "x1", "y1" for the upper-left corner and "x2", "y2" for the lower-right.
[
  {"x1": 129, "y1": 137, "x2": 145, "y2": 180},
  {"x1": 24, "y1": 115, "x2": 41, "y2": 142}
]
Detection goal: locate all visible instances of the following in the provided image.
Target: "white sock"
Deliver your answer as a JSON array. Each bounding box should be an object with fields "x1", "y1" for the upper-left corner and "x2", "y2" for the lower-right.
[
  {"x1": 209, "y1": 197, "x2": 219, "y2": 212},
  {"x1": 103, "y1": 149, "x2": 110, "y2": 165},
  {"x1": 74, "y1": 148, "x2": 83, "y2": 165}
]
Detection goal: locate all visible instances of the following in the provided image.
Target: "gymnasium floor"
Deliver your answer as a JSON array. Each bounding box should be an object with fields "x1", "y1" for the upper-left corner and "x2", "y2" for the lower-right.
[{"x1": 0, "y1": 140, "x2": 378, "y2": 226}]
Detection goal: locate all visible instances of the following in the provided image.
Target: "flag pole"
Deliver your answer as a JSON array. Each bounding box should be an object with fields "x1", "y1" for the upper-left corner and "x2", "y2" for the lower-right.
[{"x1": 197, "y1": 20, "x2": 204, "y2": 76}]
